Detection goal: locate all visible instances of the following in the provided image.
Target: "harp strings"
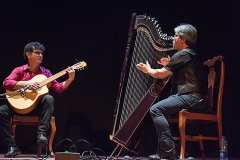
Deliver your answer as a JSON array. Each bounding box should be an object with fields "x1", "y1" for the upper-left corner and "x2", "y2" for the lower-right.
[{"x1": 119, "y1": 31, "x2": 156, "y2": 127}]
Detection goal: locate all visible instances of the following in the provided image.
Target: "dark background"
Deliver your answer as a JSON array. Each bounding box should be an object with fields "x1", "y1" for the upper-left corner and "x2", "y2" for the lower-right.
[{"x1": 0, "y1": 0, "x2": 240, "y2": 158}]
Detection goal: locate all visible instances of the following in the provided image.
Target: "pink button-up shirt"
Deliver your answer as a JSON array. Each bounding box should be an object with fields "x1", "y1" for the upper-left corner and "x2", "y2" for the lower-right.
[{"x1": 3, "y1": 64, "x2": 65, "y2": 93}]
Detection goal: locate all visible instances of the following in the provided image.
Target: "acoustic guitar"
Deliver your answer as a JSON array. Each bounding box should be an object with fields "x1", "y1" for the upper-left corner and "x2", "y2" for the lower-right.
[{"x1": 5, "y1": 61, "x2": 87, "y2": 114}]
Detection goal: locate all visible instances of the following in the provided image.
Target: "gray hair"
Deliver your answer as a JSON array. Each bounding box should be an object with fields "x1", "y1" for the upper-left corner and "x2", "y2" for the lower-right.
[{"x1": 174, "y1": 24, "x2": 198, "y2": 47}]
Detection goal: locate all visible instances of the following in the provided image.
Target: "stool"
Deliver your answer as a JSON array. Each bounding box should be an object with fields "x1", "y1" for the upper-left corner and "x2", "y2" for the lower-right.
[{"x1": 11, "y1": 116, "x2": 56, "y2": 157}]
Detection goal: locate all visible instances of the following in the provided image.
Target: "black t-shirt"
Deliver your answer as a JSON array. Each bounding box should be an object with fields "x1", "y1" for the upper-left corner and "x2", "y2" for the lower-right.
[
  {"x1": 164, "y1": 50, "x2": 192, "y2": 72},
  {"x1": 164, "y1": 48, "x2": 208, "y2": 95}
]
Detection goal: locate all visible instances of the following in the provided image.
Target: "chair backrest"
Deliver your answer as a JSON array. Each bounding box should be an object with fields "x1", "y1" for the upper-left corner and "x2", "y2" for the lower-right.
[{"x1": 204, "y1": 56, "x2": 225, "y2": 118}]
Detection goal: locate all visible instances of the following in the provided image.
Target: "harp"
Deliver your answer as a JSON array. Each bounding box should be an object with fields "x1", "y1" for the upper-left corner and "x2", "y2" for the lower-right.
[{"x1": 109, "y1": 13, "x2": 175, "y2": 157}]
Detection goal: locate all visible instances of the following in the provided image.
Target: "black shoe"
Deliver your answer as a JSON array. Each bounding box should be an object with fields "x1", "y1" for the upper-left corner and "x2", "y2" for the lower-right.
[
  {"x1": 149, "y1": 154, "x2": 161, "y2": 160},
  {"x1": 4, "y1": 146, "x2": 21, "y2": 157},
  {"x1": 37, "y1": 134, "x2": 48, "y2": 144},
  {"x1": 149, "y1": 149, "x2": 179, "y2": 160},
  {"x1": 160, "y1": 149, "x2": 179, "y2": 160}
]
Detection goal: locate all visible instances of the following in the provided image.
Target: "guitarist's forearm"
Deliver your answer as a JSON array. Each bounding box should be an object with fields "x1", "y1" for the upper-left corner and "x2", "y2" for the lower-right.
[
  {"x1": 62, "y1": 78, "x2": 74, "y2": 90},
  {"x1": 13, "y1": 81, "x2": 30, "y2": 90}
]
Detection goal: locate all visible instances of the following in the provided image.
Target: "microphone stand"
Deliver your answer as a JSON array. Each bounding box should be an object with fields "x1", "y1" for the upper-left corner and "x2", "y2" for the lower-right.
[{"x1": 0, "y1": 85, "x2": 30, "y2": 98}]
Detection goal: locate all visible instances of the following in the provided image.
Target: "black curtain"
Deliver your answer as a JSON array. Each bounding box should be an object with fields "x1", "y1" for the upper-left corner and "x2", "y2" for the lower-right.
[{"x1": 0, "y1": 0, "x2": 239, "y2": 158}]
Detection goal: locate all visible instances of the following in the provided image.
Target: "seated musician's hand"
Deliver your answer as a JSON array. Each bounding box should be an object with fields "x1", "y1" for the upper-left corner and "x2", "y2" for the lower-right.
[
  {"x1": 157, "y1": 55, "x2": 171, "y2": 66},
  {"x1": 66, "y1": 67, "x2": 75, "y2": 81},
  {"x1": 136, "y1": 60, "x2": 151, "y2": 73},
  {"x1": 29, "y1": 82, "x2": 40, "y2": 91}
]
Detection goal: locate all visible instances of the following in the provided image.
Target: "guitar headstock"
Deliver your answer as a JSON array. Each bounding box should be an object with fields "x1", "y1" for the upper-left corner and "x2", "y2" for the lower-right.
[{"x1": 72, "y1": 61, "x2": 87, "y2": 71}]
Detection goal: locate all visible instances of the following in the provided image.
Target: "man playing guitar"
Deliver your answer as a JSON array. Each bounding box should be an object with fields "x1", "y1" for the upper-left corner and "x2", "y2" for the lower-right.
[{"x1": 0, "y1": 42, "x2": 75, "y2": 157}]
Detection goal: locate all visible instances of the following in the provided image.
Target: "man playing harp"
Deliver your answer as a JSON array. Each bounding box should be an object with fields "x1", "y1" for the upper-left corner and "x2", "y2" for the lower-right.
[{"x1": 136, "y1": 24, "x2": 208, "y2": 160}]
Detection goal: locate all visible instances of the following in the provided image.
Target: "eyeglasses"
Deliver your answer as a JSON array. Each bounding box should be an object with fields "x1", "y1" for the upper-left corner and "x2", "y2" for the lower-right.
[
  {"x1": 32, "y1": 51, "x2": 44, "y2": 56},
  {"x1": 174, "y1": 34, "x2": 183, "y2": 39},
  {"x1": 174, "y1": 34, "x2": 180, "y2": 37}
]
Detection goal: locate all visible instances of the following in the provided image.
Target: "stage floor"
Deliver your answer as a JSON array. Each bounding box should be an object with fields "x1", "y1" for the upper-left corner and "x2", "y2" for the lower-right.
[{"x1": 0, "y1": 154, "x2": 239, "y2": 160}]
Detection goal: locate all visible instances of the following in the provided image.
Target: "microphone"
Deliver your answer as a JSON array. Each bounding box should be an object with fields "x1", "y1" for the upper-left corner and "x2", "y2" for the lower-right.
[
  {"x1": 19, "y1": 85, "x2": 30, "y2": 97},
  {"x1": 21, "y1": 85, "x2": 30, "y2": 92}
]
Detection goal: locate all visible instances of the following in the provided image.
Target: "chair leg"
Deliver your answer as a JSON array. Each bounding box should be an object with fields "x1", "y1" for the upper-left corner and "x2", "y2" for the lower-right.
[
  {"x1": 199, "y1": 139, "x2": 206, "y2": 160},
  {"x1": 11, "y1": 123, "x2": 17, "y2": 136},
  {"x1": 37, "y1": 146, "x2": 42, "y2": 157},
  {"x1": 37, "y1": 143, "x2": 48, "y2": 157},
  {"x1": 198, "y1": 124, "x2": 206, "y2": 160},
  {"x1": 49, "y1": 117, "x2": 56, "y2": 157},
  {"x1": 179, "y1": 112, "x2": 187, "y2": 159}
]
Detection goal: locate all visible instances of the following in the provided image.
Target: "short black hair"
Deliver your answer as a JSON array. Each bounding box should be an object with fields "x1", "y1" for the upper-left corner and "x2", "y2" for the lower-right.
[{"x1": 23, "y1": 42, "x2": 45, "y2": 60}]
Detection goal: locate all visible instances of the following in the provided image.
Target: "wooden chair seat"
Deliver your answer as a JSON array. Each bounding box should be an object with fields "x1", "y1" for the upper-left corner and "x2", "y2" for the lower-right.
[{"x1": 11, "y1": 115, "x2": 56, "y2": 157}]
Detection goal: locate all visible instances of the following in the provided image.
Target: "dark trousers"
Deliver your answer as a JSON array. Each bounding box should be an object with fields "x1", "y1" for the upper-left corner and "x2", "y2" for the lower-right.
[
  {"x1": 149, "y1": 93, "x2": 208, "y2": 153},
  {"x1": 0, "y1": 94, "x2": 54, "y2": 147}
]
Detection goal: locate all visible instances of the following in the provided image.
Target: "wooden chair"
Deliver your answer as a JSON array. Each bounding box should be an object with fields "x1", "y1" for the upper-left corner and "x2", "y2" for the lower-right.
[
  {"x1": 167, "y1": 56, "x2": 225, "y2": 160},
  {"x1": 11, "y1": 115, "x2": 56, "y2": 157}
]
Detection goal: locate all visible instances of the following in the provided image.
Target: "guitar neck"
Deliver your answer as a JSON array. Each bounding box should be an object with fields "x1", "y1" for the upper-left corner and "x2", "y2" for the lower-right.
[
  {"x1": 30, "y1": 61, "x2": 86, "y2": 88},
  {"x1": 39, "y1": 68, "x2": 68, "y2": 87}
]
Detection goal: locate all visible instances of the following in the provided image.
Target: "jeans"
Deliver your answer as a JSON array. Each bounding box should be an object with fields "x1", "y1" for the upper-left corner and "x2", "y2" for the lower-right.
[
  {"x1": 0, "y1": 94, "x2": 54, "y2": 147},
  {"x1": 149, "y1": 92, "x2": 208, "y2": 152}
]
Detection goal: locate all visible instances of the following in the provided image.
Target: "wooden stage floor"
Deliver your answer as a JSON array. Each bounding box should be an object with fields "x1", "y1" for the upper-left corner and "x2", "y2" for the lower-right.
[{"x1": 0, "y1": 154, "x2": 239, "y2": 160}]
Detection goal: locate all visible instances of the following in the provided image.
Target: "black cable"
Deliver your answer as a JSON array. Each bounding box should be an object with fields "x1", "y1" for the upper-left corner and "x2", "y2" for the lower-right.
[
  {"x1": 80, "y1": 148, "x2": 107, "y2": 160},
  {"x1": 38, "y1": 138, "x2": 107, "y2": 160},
  {"x1": 91, "y1": 148, "x2": 107, "y2": 159},
  {"x1": 51, "y1": 137, "x2": 73, "y2": 152},
  {"x1": 41, "y1": 138, "x2": 73, "y2": 159},
  {"x1": 75, "y1": 139, "x2": 93, "y2": 150}
]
